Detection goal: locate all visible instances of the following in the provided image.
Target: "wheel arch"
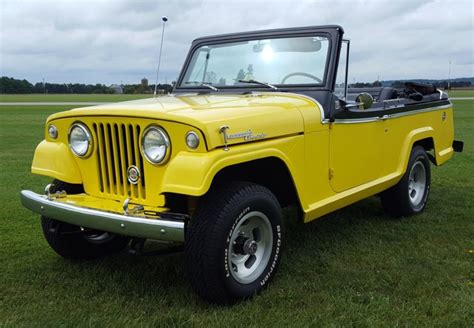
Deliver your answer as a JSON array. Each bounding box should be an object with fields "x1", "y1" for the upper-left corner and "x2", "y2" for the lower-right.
[
  {"x1": 212, "y1": 156, "x2": 301, "y2": 208},
  {"x1": 165, "y1": 156, "x2": 303, "y2": 216},
  {"x1": 398, "y1": 127, "x2": 435, "y2": 174},
  {"x1": 413, "y1": 137, "x2": 436, "y2": 164}
]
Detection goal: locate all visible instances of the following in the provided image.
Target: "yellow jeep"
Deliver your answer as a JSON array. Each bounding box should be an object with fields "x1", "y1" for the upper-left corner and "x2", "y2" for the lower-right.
[{"x1": 21, "y1": 25, "x2": 463, "y2": 304}]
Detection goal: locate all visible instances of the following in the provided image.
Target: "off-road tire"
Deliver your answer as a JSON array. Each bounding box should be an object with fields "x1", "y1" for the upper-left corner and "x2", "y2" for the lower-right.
[
  {"x1": 381, "y1": 145, "x2": 431, "y2": 217},
  {"x1": 185, "y1": 181, "x2": 283, "y2": 304},
  {"x1": 41, "y1": 180, "x2": 130, "y2": 259}
]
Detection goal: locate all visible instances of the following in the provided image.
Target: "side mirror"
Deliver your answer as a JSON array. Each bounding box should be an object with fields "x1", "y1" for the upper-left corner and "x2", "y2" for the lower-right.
[{"x1": 355, "y1": 92, "x2": 374, "y2": 110}]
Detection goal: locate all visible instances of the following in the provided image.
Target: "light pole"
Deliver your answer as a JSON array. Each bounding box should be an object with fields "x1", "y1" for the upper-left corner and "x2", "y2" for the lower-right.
[
  {"x1": 154, "y1": 16, "x2": 168, "y2": 96},
  {"x1": 448, "y1": 60, "x2": 451, "y2": 90}
]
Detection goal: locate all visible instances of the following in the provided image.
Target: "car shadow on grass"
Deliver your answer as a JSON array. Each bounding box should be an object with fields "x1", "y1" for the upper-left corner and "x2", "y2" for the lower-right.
[{"x1": 37, "y1": 196, "x2": 399, "y2": 307}]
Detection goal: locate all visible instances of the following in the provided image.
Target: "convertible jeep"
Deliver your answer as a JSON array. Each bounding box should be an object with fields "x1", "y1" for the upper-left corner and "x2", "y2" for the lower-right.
[{"x1": 21, "y1": 25, "x2": 463, "y2": 304}]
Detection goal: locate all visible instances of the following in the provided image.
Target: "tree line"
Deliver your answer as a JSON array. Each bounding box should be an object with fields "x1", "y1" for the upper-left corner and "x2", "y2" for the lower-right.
[
  {"x1": 0, "y1": 77, "x2": 173, "y2": 94},
  {"x1": 345, "y1": 80, "x2": 471, "y2": 89},
  {"x1": 390, "y1": 80, "x2": 471, "y2": 89},
  {"x1": 2, "y1": 76, "x2": 471, "y2": 94}
]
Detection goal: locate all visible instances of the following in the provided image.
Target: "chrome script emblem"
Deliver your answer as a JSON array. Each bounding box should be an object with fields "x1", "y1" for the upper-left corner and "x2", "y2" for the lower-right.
[
  {"x1": 219, "y1": 126, "x2": 267, "y2": 151},
  {"x1": 227, "y1": 129, "x2": 266, "y2": 141},
  {"x1": 127, "y1": 165, "x2": 141, "y2": 184}
]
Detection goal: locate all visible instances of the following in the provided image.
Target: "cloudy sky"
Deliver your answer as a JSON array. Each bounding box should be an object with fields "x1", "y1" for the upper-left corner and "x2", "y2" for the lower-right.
[{"x1": 1, "y1": 0, "x2": 473, "y2": 85}]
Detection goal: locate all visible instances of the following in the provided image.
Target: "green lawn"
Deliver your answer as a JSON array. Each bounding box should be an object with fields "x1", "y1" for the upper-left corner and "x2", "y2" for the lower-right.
[
  {"x1": 448, "y1": 89, "x2": 474, "y2": 98},
  {"x1": 0, "y1": 102, "x2": 472, "y2": 326},
  {"x1": 0, "y1": 94, "x2": 152, "y2": 102}
]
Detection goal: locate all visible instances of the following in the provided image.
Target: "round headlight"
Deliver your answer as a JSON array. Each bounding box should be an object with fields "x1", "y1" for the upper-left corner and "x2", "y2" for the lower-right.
[
  {"x1": 68, "y1": 123, "x2": 92, "y2": 157},
  {"x1": 141, "y1": 126, "x2": 170, "y2": 164},
  {"x1": 185, "y1": 131, "x2": 200, "y2": 149},
  {"x1": 48, "y1": 124, "x2": 58, "y2": 139}
]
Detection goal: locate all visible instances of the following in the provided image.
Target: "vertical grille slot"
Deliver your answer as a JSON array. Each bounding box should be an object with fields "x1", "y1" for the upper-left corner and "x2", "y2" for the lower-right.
[
  {"x1": 92, "y1": 124, "x2": 104, "y2": 193},
  {"x1": 93, "y1": 120, "x2": 146, "y2": 201},
  {"x1": 98, "y1": 124, "x2": 110, "y2": 193}
]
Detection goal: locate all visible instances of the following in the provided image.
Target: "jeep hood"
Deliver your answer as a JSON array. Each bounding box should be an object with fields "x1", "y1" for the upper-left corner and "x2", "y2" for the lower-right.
[{"x1": 48, "y1": 93, "x2": 317, "y2": 150}]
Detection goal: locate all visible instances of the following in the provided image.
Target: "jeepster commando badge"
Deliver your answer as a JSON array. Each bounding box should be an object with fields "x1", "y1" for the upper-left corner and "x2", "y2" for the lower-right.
[{"x1": 219, "y1": 126, "x2": 267, "y2": 150}]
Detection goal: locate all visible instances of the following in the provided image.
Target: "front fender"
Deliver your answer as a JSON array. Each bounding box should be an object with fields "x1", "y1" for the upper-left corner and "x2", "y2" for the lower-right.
[
  {"x1": 161, "y1": 135, "x2": 303, "y2": 196},
  {"x1": 31, "y1": 140, "x2": 82, "y2": 184}
]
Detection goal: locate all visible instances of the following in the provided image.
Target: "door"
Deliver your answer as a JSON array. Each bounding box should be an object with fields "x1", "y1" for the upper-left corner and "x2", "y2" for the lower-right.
[{"x1": 329, "y1": 120, "x2": 386, "y2": 192}]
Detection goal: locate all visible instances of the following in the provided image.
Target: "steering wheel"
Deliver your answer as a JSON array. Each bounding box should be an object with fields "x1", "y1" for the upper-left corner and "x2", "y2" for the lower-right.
[{"x1": 281, "y1": 72, "x2": 322, "y2": 84}]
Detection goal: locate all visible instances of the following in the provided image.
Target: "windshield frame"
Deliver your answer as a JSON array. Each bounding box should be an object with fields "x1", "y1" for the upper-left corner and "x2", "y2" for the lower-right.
[{"x1": 174, "y1": 25, "x2": 343, "y2": 94}]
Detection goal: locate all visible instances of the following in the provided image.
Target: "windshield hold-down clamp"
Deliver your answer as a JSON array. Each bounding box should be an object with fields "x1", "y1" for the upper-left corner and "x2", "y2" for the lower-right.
[{"x1": 219, "y1": 125, "x2": 230, "y2": 151}]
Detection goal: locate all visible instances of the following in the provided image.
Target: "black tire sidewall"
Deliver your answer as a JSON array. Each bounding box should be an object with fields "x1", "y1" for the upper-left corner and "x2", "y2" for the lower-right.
[
  {"x1": 41, "y1": 216, "x2": 129, "y2": 259},
  {"x1": 218, "y1": 193, "x2": 282, "y2": 299},
  {"x1": 407, "y1": 152, "x2": 431, "y2": 213},
  {"x1": 403, "y1": 147, "x2": 431, "y2": 214}
]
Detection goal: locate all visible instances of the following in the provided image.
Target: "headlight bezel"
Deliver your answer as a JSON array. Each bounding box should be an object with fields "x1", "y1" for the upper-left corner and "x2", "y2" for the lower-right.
[
  {"x1": 68, "y1": 122, "x2": 93, "y2": 158},
  {"x1": 141, "y1": 125, "x2": 171, "y2": 165}
]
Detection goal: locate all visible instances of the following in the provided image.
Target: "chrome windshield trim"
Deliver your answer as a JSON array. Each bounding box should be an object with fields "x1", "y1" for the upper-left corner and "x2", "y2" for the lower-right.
[{"x1": 20, "y1": 190, "x2": 184, "y2": 242}]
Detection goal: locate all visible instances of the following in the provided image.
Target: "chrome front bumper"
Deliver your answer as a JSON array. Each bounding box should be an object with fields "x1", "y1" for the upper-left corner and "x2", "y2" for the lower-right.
[{"x1": 20, "y1": 190, "x2": 185, "y2": 242}]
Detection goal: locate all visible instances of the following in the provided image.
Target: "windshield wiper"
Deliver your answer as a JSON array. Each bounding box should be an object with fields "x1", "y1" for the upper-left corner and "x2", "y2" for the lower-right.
[
  {"x1": 184, "y1": 81, "x2": 219, "y2": 91},
  {"x1": 237, "y1": 79, "x2": 279, "y2": 91}
]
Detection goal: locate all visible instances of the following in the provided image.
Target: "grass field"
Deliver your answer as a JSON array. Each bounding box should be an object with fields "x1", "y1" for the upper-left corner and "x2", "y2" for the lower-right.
[
  {"x1": 0, "y1": 88, "x2": 472, "y2": 103},
  {"x1": 0, "y1": 98, "x2": 472, "y2": 326},
  {"x1": 0, "y1": 94, "x2": 151, "y2": 102},
  {"x1": 447, "y1": 89, "x2": 474, "y2": 98}
]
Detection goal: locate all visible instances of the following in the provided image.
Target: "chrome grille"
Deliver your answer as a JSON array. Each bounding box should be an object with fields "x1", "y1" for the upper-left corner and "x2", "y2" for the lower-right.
[{"x1": 92, "y1": 122, "x2": 146, "y2": 200}]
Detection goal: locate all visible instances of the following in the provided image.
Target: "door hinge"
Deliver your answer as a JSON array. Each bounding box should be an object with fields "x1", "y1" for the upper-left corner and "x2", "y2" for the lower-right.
[{"x1": 328, "y1": 168, "x2": 335, "y2": 180}]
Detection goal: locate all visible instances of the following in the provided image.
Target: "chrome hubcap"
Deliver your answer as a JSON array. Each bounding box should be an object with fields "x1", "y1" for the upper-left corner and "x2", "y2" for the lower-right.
[
  {"x1": 228, "y1": 211, "x2": 273, "y2": 284},
  {"x1": 408, "y1": 160, "x2": 427, "y2": 207}
]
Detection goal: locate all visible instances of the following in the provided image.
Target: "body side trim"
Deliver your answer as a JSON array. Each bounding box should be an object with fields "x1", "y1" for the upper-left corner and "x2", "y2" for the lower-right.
[{"x1": 325, "y1": 103, "x2": 451, "y2": 124}]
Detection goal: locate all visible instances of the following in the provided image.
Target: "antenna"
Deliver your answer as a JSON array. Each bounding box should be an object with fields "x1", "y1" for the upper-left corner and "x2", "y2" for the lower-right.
[{"x1": 154, "y1": 16, "x2": 168, "y2": 97}]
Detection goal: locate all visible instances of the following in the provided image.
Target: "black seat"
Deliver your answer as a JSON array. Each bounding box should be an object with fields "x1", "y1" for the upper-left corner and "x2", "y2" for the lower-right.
[{"x1": 378, "y1": 87, "x2": 398, "y2": 101}]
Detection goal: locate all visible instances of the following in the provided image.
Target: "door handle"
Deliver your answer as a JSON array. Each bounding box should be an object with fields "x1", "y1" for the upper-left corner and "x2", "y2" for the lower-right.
[{"x1": 379, "y1": 114, "x2": 390, "y2": 121}]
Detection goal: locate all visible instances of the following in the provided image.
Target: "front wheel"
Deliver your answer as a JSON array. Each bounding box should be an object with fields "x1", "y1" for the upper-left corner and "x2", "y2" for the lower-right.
[
  {"x1": 185, "y1": 182, "x2": 283, "y2": 304},
  {"x1": 381, "y1": 145, "x2": 431, "y2": 217},
  {"x1": 40, "y1": 179, "x2": 130, "y2": 259},
  {"x1": 41, "y1": 217, "x2": 130, "y2": 259}
]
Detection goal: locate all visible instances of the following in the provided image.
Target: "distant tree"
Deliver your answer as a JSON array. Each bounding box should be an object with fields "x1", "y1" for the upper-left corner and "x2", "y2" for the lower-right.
[
  {"x1": 351, "y1": 82, "x2": 372, "y2": 88},
  {"x1": 372, "y1": 80, "x2": 382, "y2": 87},
  {"x1": 206, "y1": 71, "x2": 217, "y2": 84},
  {"x1": 390, "y1": 81, "x2": 405, "y2": 88},
  {"x1": 0, "y1": 77, "x2": 33, "y2": 93},
  {"x1": 234, "y1": 69, "x2": 246, "y2": 84}
]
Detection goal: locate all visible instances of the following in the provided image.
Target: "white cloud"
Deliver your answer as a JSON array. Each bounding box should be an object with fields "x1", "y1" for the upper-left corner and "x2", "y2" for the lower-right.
[{"x1": 1, "y1": 0, "x2": 472, "y2": 84}]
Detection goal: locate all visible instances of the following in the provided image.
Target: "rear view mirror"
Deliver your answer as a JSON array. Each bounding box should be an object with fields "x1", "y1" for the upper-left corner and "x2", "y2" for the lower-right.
[
  {"x1": 355, "y1": 93, "x2": 374, "y2": 110},
  {"x1": 253, "y1": 38, "x2": 322, "y2": 53}
]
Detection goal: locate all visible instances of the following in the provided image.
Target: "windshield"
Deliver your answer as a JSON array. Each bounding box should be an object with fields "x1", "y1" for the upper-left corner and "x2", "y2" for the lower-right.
[{"x1": 179, "y1": 35, "x2": 330, "y2": 89}]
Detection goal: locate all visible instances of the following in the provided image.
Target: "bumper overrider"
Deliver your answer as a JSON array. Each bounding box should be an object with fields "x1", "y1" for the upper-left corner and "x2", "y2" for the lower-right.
[{"x1": 20, "y1": 190, "x2": 185, "y2": 242}]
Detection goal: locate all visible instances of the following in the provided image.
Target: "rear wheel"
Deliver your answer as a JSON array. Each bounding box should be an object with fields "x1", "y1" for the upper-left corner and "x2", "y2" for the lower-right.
[
  {"x1": 185, "y1": 182, "x2": 283, "y2": 304},
  {"x1": 41, "y1": 180, "x2": 130, "y2": 259},
  {"x1": 381, "y1": 146, "x2": 431, "y2": 217}
]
